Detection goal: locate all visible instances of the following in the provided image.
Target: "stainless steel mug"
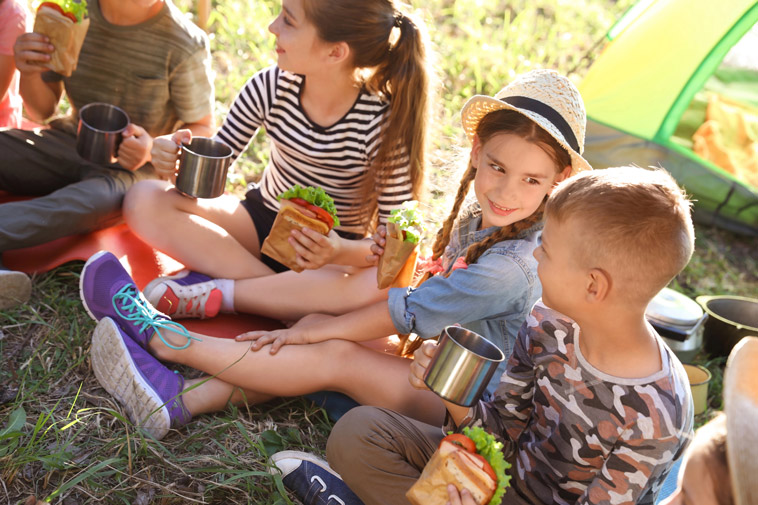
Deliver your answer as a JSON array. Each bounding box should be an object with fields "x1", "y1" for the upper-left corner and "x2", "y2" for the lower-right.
[
  {"x1": 175, "y1": 137, "x2": 233, "y2": 198},
  {"x1": 423, "y1": 326, "x2": 505, "y2": 407},
  {"x1": 76, "y1": 102, "x2": 130, "y2": 164}
]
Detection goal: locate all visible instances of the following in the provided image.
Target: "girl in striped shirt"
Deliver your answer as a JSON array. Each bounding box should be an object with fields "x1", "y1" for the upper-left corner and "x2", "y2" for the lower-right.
[{"x1": 123, "y1": 0, "x2": 433, "y2": 322}]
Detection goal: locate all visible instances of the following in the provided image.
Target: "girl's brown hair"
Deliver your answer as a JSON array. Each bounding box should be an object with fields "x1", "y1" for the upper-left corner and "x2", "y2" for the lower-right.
[
  {"x1": 302, "y1": 0, "x2": 431, "y2": 230},
  {"x1": 421, "y1": 109, "x2": 570, "y2": 284},
  {"x1": 397, "y1": 109, "x2": 569, "y2": 355}
]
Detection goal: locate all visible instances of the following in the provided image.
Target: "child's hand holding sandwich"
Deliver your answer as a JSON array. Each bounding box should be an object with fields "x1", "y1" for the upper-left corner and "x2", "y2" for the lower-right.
[
  {"x1": 260, "y1": 185, "x2": 343, "y2": 272},
  {"x1": 31, "y1": 0, "x2": 89, "y2": 77},
  {"x1": 283, "y1": 197, "x2": 342, "y2": 271},
  {"x1": 376, "y1": 200, "x2": 423, "y2": 288},
  {"x1": 407, "y1": 340, "x2": 511, "y2": 505}
]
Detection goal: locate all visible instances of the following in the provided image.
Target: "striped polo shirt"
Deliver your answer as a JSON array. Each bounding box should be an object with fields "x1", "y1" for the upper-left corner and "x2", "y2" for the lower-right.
[{"x1": 215, "y1": 66, "x2": 412, "y2": 233}]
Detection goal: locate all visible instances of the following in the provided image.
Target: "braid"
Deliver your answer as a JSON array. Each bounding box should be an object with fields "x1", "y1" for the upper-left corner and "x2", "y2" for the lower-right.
[
  {"x1": 432, "y1": 162, "x2": 477, "y2": 260},
  {"x1": 414, "y1": 161, "x2": 477, "y2": 287},
  {"x1": 399, "y1": 107, "x2": 566, "y2": 356},
  {"x1": 460, "y1": 199, "x2": 546, "y2": 270},
  {"x1": 399, "y1": 199, "x2": 545, "y2": 357}
]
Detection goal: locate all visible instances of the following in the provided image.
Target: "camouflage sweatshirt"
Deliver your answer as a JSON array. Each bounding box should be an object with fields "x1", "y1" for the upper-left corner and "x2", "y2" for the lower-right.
[{"x1": 456, "y1": 301, "x2": 693, "y2": 505}]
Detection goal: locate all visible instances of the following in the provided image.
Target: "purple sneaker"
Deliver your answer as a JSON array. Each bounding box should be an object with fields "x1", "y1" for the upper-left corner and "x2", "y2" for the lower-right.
[
  {"x1": 90, "y1": 317, "x2": 191, "y2": 440},
  {"x1": 79, "y1": 251, "x2": 199, "y2": 350},
  {"x1": 143, "y1": 271, "x2": 222, "y2": 320}
]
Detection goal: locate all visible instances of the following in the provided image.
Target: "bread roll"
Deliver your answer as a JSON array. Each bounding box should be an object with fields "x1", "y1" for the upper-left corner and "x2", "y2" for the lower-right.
[
  {"x1": 260, "y1": 204, "x2": 330, "y2": 272},
  {"x1": 406, "y1": 441, "x2": 496, "y2": 505}
]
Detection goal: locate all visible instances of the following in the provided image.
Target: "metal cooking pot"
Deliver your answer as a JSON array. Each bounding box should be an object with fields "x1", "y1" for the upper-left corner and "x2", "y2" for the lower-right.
[
  {"x1": 423, "y1": 326, "x2": 504, "y2": 407},
  {"x1": 696, "y1": 295, "x2": 758, "y2": 357},
  {"x1": 175, "y1": 137, "x2": 233, "y2": 198},
  {"x1": 646, "y1": 287, "x2": 706, "y2": 363}
]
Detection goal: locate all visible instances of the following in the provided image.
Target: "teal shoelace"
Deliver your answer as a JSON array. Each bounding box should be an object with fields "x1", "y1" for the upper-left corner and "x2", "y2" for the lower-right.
[{"x1": 112, "y1": 284, "x2": 201, "y2": 350}]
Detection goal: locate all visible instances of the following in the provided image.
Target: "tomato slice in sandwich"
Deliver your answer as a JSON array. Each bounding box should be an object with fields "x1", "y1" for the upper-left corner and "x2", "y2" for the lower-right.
[
  {"x1": 440, "y1": 433, "x2": 477, "y2": 454},
  {"x1": 39, "y1": 2, "x2": 78, "y2": 22},
  {"x1": 288, "y1": 197, "x2": 335, "y2": 230},
  {"x1": 470, "y1": 452, "x2": 497, "y2": 481}
]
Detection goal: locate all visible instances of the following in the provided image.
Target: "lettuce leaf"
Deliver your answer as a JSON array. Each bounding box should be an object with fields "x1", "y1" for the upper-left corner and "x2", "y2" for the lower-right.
[
  {"x1": 277, "y1": 185, "x2": 340, "y2": 227},
  {"x1": 387, "y1": 200, "x2": 423, "y2": 244},
  {"x1": 463, "y1": 426, "x2": 512, "y2": 505},
  {"x1": 36, "y1": 0, "x2": 88, "y2": 22}
]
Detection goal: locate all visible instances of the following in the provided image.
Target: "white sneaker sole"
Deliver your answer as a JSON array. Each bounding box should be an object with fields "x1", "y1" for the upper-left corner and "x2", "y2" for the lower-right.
[
  {"x1": 269, "y1": 450, "x2": 341, "y2": 478},
  {"x1": 90, "y1": 317, "x2": 171, "y2": 440},
  {"x1": 78, "y1": 250, "x2": 110, "y2": 322},
  {"x1": 0, "y1": 269, "x2": 31, "y2": 310}
]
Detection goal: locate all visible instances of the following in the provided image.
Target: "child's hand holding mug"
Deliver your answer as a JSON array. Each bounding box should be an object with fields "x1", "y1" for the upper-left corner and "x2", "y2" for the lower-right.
[
  {"x1": 151, "y1": 129, "x2": 192, "y2": 181},
  {"x1": 117, "y1": 123, "x2": 152, "y2": 171},
  {"x1": 409, "y1": 339, "x2": 438, "y2": 390}
]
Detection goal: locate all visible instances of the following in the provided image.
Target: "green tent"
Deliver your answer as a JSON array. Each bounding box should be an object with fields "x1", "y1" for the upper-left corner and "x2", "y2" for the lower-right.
[{"x1": 580, "y1": 0, "x2": 758, "y2": 235}]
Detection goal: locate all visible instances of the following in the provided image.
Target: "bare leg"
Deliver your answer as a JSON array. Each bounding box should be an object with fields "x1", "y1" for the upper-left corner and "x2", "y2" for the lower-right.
[
  {"x1": 123, "y1": 180, "x2": 274, "y2": 278},
  {"x1": 183, "y1": 377, "x2": 274, "y2": 415},
  {"x1": 151, "y1": 332, "x2": 446, "y2": 425},
  {"x1": 125, "y1": 181, "x2": 388, "y2": 320},
  {"x1": 233, "y1": 266, "x2": 389, "y2": 319}
]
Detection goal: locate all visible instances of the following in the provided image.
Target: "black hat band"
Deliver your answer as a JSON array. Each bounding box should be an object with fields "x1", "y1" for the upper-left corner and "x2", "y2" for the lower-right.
[{"x1": 501, "y1": 96, "x2": 580, "y2": 153}]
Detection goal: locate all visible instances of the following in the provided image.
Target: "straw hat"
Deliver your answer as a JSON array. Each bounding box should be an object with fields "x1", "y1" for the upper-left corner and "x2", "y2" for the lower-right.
[
  {"x1": 460, "y1": 69, "x2": 592, "y2": 176},
  {"x1": 724, "y1": 336, "x2": 758, "y2": 505}
]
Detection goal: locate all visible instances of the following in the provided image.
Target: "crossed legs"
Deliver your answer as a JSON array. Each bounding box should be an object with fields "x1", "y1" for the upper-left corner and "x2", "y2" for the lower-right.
[{"x1": 151, "y1": 330, "x2": 446, "y2": 426}]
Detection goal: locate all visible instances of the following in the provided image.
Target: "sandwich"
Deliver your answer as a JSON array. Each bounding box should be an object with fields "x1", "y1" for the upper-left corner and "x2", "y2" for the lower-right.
[
  {"x1": 376, "y1": 200, "x2": 423, "y2": 289},
  {"x1": 407, "y1": 427, "x2": 511, "y2": 505},
  {"x1": 260, "y1": 185, "x2": 340, "y2": 272},
  {"x1": 33, "y1": 0, "x2": 90, "y2": 77}
]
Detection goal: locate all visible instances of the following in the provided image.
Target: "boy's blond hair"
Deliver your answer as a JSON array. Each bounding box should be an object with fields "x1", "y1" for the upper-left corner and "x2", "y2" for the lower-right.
[{"x1": 545, "y1": 166, "x2": 695, "y2": 303}]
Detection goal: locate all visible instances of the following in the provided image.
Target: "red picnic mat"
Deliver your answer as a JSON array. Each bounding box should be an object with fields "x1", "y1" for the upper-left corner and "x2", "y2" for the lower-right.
[{"x1": 1, "y1": 192, "x2": 282, "y2": 337}]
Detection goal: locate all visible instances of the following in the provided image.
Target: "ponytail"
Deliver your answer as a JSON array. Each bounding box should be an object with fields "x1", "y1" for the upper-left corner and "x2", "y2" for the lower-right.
[
  {"x1": 367, "y1": 11, "x2": 430, "y2": 204},
  {"x1": 302, "y1": 0, "x2": 432, "y2": 231}
]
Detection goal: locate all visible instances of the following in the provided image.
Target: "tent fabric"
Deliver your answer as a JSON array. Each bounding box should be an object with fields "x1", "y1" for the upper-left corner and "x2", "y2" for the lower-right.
[
  {"x1": 581, "y1": 0, "x2": 758, "y2": 142},
  {"x1": 584, "y1": 120, "x2": 758, "y2": 235},
  {"x1": 580, "y1": 0, "x2": 758, "y2": 235}
]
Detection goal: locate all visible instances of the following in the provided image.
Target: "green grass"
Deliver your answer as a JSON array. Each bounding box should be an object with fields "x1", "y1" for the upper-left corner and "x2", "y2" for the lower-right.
[{"x1": 3, "y1": 0, "x2": 756, "y2": 502}]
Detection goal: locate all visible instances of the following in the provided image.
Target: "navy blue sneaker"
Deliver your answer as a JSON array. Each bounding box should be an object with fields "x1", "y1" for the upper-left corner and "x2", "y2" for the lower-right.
[{"x1": 270, "y1": 451, "x2": 364, "y2": 505}]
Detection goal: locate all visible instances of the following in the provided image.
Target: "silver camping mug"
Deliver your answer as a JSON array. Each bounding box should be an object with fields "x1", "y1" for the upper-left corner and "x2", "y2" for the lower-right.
[
  {"x1": 175, "y1": 137, "x2": 233, "y2": 198},
  {"x1": 423, "y1": 326, "x2": 505, "y2": 407},
  {"x1": 76, "y1": 102, "x2": 130, "y2": 164}
]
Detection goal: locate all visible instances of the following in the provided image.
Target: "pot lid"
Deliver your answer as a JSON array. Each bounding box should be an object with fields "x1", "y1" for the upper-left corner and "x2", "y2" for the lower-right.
[{"x1": 646, "y1": 287, "x2": 703, "y2": 327}]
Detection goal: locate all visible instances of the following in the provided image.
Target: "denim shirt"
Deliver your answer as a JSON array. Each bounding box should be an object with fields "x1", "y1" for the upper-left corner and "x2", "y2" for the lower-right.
[{"x1": 387, "y1": 205, "x2": 543, "y2": 396}]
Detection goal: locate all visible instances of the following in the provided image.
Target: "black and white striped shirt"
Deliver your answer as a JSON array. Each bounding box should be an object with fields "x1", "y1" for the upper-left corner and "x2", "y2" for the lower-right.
[{"x1": 215, "y1": 66, "x2": 412, "y2": 233}]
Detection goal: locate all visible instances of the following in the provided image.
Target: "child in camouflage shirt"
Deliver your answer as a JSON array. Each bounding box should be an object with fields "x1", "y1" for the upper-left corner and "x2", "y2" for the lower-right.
[{"x1": 328, "y1": 166, "x2": 695, "y2": 505}]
